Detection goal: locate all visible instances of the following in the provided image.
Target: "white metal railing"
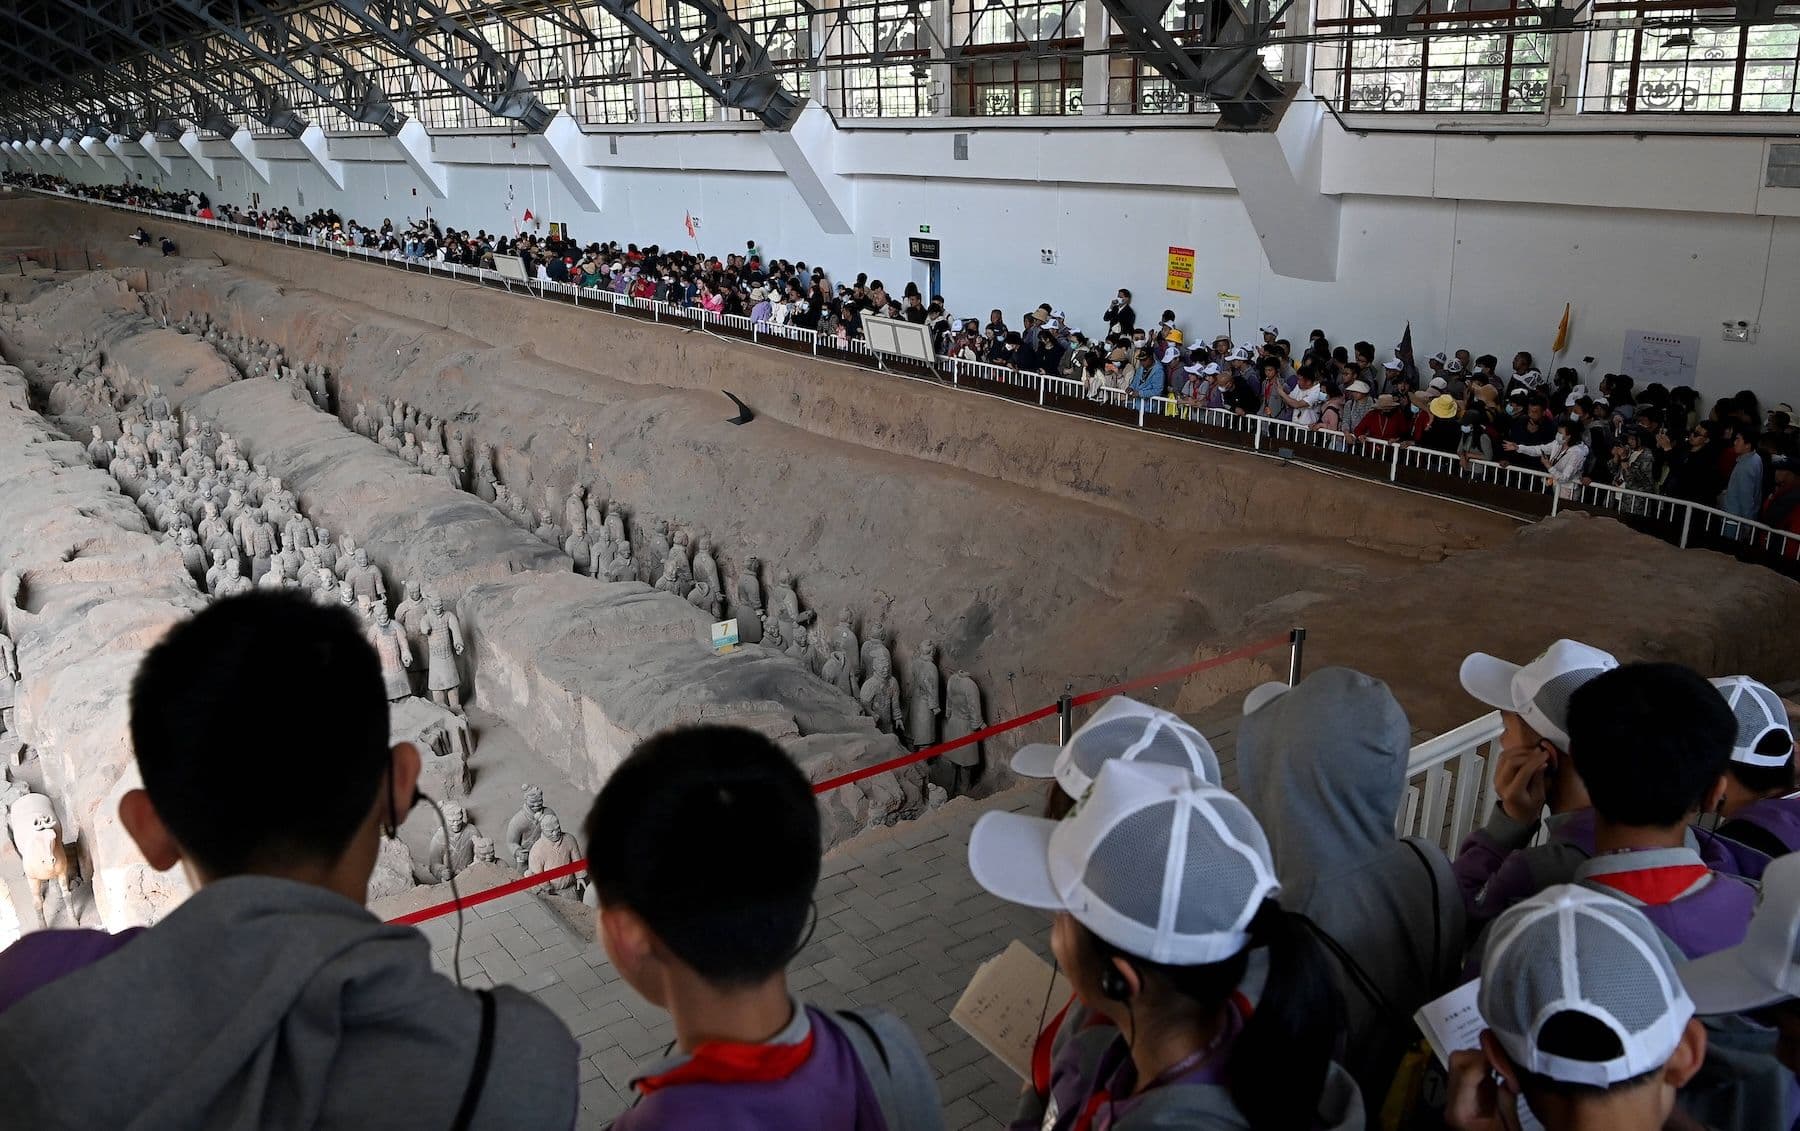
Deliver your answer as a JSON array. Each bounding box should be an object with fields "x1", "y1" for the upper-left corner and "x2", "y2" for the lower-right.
[
  {"x1": 33, "y1": 184, "x2": 1800, "y2": 572},
  {"x1": 1399, "y1": 710, "x2": 1505, "y2": 852}
]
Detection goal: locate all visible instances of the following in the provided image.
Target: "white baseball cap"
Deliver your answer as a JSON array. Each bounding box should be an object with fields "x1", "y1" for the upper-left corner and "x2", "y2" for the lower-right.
[
  {"x1": 1428, "y1": 376, "x2": 1448, "y2": 391},
  {"x1": 1460, "y1": 639, "x2": 1619, "y2": 749},
  {"x1": 1203, "y1": 362, "x2": 1221, "y2": 376},
  {"x1": 1481, "y1": 885, "x2": 1695, "y2": 1088},
  {"x1": 1383, "y1": 359, "x2": 1405, "y2": 371},
  {"x1": 1682, "y1": 853, "x2": 1800, "y2": 1013},
  {"x1": 1010, "y1": 696, "x2": 1220, "y2": 800},
  {"x1": 1258, "y1": 323, "x2": 1278, "y2": 336},
  {"x1": 969, "y1": 760, "x2": 1278, "y2": 965},
  {"x1": 1711, "y1": 676, "x2": 1794, "y2": 767}
]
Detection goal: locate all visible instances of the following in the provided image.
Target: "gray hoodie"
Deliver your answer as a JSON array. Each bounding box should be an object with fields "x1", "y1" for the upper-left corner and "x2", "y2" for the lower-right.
[
  {"x1": 1238, "y1": 667, "x2": 1466, "y2": 1105},
  {"x1": 0, "y1": 875, "x2": 579, "y2": 1130}
]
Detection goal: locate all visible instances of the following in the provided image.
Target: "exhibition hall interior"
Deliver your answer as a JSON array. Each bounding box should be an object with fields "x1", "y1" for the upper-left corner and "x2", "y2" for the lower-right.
[{"x1": 3, "y1": 0, "x2": 1800, "y2": 1126}]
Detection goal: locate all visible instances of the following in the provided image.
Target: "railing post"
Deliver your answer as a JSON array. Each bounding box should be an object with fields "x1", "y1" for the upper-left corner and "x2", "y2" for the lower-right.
[
  {"x1": 1253, "y1": 416, "x2": 1263, "y2": 451},
  {"x1": 1550, "y1": 488, "x2": 1560, "y2": 517},
  {"x1": 1057, "y1": 692, "x2": 1075, "y2": 746},
  {"x1": 1287, "y1": 627, "x2": 1307, "y2": 686},
  {"x1": 1679, "y1": 505, "x2": 1693, "y2": 549},
  {"x1": 1137, "y1": 401, "x2": 1145, "y2": 428},
  {"x1": 1038, "y1": 378, "x2": 1046, "y2": 407}
]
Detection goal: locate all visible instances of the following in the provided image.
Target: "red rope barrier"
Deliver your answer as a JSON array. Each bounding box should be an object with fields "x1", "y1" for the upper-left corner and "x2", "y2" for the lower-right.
[{"x1": 388, "y1": 631, "x2": 1294, "y2": 926}]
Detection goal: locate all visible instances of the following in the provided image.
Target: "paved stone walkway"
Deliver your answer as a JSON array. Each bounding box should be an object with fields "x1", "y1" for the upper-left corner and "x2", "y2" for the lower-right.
[
  {"x1": 415, "y1": 714, "x2": 1249, "y2": 1129},
  {"x1": 419, "y1": 786, "x2": 1052, "y2": 1130}
]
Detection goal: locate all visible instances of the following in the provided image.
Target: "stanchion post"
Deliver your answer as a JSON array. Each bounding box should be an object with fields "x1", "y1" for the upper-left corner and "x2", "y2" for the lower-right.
[
  {"x1": 1057, "y1": 692, "x2": 1074, "y2": 745},
  {"x1": 1287, "y1": 627, "x2": 1306, "y2": 687}
]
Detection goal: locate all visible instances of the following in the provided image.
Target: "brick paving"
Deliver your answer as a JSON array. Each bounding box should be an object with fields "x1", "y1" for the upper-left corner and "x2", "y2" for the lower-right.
[{"x1": 417, "y1": 717, "x2": 1243, "y2": 1129}]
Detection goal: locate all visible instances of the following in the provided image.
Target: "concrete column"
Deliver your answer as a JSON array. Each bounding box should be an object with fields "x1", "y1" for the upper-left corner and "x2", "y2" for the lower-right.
[{"x1": 1081, "y1": 0, "x2": 1109, "y2": 115}]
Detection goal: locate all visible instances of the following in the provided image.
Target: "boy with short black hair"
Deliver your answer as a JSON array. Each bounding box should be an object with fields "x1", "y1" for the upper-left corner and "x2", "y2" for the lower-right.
[
  {"x1": 1568, "y1": 662, "x2": 1755, "y2": 959},
  {"x1": 0, "y1": 592, "x2": 579, "y2": 1129},
  {"x1": 583, "y1": 725, "x2": 941, "y2": 1130}
]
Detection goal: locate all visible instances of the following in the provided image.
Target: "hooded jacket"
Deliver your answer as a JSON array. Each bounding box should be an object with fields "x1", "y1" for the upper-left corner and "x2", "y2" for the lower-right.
[
  {"x1": 1237, "y1": 667, "x2": 1465, "y2": 1106},
  {"x1": 0, "y1": 875, "x2": 579, "y2": 1131}
]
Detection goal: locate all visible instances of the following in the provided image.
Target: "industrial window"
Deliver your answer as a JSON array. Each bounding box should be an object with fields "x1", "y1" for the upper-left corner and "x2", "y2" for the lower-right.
[
  {"x1": 946, "y1": 0, "x2": 1083, "y2": 114},
  {"x1": 1312, "y1": 0, "x2": 1553, "y2": 112},
  {"x1": 825, "y1": 0, "x2": 940, "y2": 117},
  {"x1": 1582, "y1": 5, "x2": 1800, "y2": 112}
]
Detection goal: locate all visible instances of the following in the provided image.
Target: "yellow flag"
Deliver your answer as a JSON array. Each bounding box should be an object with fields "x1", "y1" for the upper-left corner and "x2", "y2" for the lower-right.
[{"x1": 1552, "y1": 303, "x2": 1571, "y2": 354}]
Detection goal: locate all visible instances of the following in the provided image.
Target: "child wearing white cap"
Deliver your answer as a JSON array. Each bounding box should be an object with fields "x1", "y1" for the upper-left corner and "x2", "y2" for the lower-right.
[
  {"x1": 1709, "y1": 675, "x2": 1800, "y2": 877},
  {"x1": 968, "y1": 760, "x2": 1363, "y2": 1130},
  {"x1": 1450, "y1": 639, "x2": 1619, "y2": 926},
  {"x1": 1445, "y1": 885, "x2": 1707, "y2": 1131}
]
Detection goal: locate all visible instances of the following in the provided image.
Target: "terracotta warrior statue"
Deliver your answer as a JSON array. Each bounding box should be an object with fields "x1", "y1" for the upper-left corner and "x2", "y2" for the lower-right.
[
  {"x1": 505, "y1": 784, "x2": 555, "y2": 869},
  {"x1": 734, "y1": 556, "x2": 764, "y2": 645},
  {"x1": 527, "y1": 812, "x2": 583, "y2": 896},
  {"x1": 858, "y1": 650, "x2": 902, "y2": 736},
  {"x1": 907, "y1": 639, "x2": 941, "y2": 750},
  {"x1": 427, "y1": 803, "x2": 480, "y2": 883},
  {"x1": 367, "y1": 605, "x2": 414, "y2": 703},
  {"x1": 421, "y1": 594, "x2": 466, "y2": 712}
]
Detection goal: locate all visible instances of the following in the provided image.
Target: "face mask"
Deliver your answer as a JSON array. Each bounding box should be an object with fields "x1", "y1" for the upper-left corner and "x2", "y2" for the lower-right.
[{"x1": 1460, "y1": 424, "x2": 1473, "y2": 434}]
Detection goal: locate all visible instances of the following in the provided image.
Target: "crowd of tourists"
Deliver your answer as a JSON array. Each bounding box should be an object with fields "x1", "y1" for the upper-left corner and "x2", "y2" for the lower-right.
[
  {"x1": 0, "y1": 590, "x2": 1793, "y2": 1131},
  {"x1": 10, "y1": 168, "x2": 1797, "y2": 542}
]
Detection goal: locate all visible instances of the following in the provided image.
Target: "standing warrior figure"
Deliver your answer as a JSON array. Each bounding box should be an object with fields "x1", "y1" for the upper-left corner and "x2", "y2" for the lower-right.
[
  {"x1": 367, "y1": 606, "x2": 414, "y2": 703},
  {"x1": 421, "y1": 594, "x2": 466, "y2": 713},
  {"x1": 505, "y1": 784, "x2": 555, "y2": 869}
]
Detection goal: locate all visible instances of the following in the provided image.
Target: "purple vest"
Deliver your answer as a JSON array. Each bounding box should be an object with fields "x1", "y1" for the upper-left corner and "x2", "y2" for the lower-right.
[
  {"x1": 0, "y1": 928, "x2": 144, "y2": 1014},
  {"x1": 1718, "y1": 797, "x2": 1800, "y2": 879},
  {"x1": 1576, "y1": 848, "x2": 1756, "y2": 960},
  {"x1": 611, "y1": 1006, "x2": 886, "y2": 1131}
]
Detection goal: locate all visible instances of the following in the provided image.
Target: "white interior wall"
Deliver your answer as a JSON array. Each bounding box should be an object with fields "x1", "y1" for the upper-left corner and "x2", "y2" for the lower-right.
[{"x1": 13, "y1": 120, "x2": 1800, "y2": 405}]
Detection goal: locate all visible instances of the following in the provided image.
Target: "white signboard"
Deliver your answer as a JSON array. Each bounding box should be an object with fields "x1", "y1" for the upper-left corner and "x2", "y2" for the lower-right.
[
  {"x1": 711, "y1": 619, "x2": 739, "y2": 653},
  {"x1": 871, "y1": 236, "x2": 892, "y2": 259},
  {"x1": 1622, "y1": 329, "x2": 1701, "y2": 389},
  {"x1": 1217, "y1": 292, "x2": 1241, "y2": 319}
]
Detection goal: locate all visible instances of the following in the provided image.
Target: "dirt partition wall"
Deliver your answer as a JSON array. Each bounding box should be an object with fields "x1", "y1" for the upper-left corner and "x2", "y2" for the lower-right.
[
  {"x1": 39, "y1": 222, "x2": 1522, "y2": 729},
  {"x1": 180, "y1": 380, "x2": 923, "y2": 841},
  {"x1": 0, "y1": 364, "x2": 204, "y2": 930}
]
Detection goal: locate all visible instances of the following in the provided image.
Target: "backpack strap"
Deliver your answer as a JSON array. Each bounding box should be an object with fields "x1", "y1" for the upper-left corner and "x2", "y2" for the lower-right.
[
  {"x1": 833, "y1": 1007, "x2": 946, "y2": 1131},
  {"x1": 450, "y1": 989, "x2": 497, "y2": 1131}
]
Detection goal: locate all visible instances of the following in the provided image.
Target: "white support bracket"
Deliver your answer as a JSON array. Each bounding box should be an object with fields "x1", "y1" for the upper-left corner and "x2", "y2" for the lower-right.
[
  {"x1": 763, "y1": 100, "x2": 854, "y2": 236},
  {"x1": 78, "y1": 137, "x2": 114, "y2": 173},
  {"x1": 58, "y1": 139, "x2": 85, "y2": 169},
  {"x1": 228, "y1": 128, "x2": 274, "y2": 185},
  {"x1": 529, "y1": 112, "x2": 603, "y2": 214},
  {"x1": 393, "y1": 119, "x2": 449, "y2": 199},
  {"x1": 1212, "y1": 84, "x2": 1342, "y2": 283},
  {"x1": 179, "y1": 130, "x2": 221, "y2": 179},
  {"x1": 106, "y1": 135, "x2": 146, "y2": 177},
  {"x1": 296, "y1": 125, "x2": 346, "y2": 190},
  {"x1": 138, "y1": 133, "x2": 178, "y2": 177}
]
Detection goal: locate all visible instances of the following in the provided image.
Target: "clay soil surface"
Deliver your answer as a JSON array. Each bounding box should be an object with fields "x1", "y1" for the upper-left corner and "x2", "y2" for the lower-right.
[{"x1": 6, "y1": 195, "x2": 1800, "y2": 744}]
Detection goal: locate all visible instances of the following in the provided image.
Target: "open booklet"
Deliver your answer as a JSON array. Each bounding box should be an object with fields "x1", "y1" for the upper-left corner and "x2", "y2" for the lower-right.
[
  {"x1": 951, "y1": 939, "x2": 1072, "y2": 1083},
  {"x1": 1415, "y1": 979, "x2": 1547, "y2": 1131}
]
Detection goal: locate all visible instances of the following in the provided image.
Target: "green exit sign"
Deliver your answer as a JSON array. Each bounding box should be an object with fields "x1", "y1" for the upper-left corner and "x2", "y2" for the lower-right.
[{"x1": 919, "y1": 225, "x2": 931, "y2": 233}]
